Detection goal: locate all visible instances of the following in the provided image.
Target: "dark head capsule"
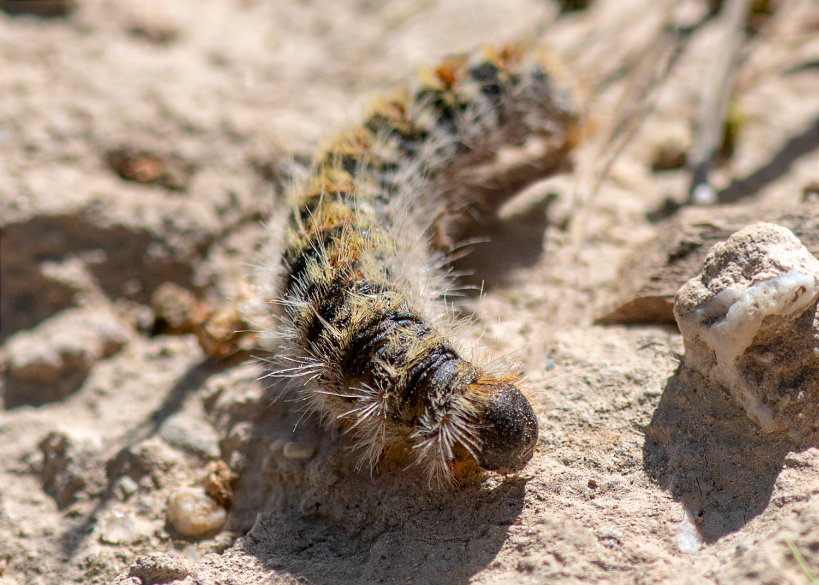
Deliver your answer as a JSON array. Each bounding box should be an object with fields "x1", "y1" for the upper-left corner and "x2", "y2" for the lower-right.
[{"x1": 474, "y1": 384, "x2": 538, "y2": 472}]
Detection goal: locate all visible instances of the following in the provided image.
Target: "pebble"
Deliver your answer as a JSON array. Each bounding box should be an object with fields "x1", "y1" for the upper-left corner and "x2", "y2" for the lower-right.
[
  {"x1": 38, "y1": 430, "x2": 99, "y2": 509},
  {"x1": 167, "y1": 487, "x2": 226, "y2": 537},
  {"x1": 203, "y1": 460, "x2": 234, "y2": 507},
  {"x1": 115, "y1": 476, "x2": 139, "y2": 500},
  {"x1": 282, "y1": 441, "x2": 317, "y2": 461},
  {"x1": 676, "y1": 507, "x2": 702, "y2": 554},
  {"x1": 99, "y1": 508, "x2": 137, "y2": 545}
]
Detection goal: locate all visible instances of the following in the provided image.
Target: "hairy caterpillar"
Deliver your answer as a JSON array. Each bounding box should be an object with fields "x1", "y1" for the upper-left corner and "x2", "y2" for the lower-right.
[{"x1": 267, "y1": 45, "x2": 579, "y2": 487}]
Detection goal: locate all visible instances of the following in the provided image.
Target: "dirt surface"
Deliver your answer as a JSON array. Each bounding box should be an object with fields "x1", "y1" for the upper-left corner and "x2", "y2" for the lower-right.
[{"x1": 1, "y1": 0, "x2": 818, "y2": 584}]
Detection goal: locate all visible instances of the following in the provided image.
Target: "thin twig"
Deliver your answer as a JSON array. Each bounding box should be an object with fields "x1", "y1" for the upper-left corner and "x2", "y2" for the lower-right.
[
  {"x1": 786, "y1": 539, "x2": 819, "y2": 584},
  {"x1": 687, "y1": 0, "x2": 751, "y2": 205},
  {"x1": 587, "y1": 22, "x2": 690, "y2": 198},
  {"x1": 567, "y1": 1, "x2": 703, "y2": 251}
]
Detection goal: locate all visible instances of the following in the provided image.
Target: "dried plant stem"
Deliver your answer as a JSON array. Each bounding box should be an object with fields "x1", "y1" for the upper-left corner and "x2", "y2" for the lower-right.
[{"x1": 687, "y1": 0, "x2": 750, "y2": 205}]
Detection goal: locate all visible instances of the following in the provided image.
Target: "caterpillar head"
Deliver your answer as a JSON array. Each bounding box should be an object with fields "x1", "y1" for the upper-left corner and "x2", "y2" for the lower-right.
[{"x1": 473, "y1": 384, "x2": 538, "y2": 472}]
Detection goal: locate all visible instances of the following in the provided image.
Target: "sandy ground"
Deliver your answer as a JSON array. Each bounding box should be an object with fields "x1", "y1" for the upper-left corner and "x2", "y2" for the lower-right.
[{"x1": 1, "y1": 0, "x2": 818, "y2": 583}]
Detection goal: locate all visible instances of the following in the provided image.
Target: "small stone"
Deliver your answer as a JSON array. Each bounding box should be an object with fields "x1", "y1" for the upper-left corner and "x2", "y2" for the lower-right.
[
  {"x1": 674, "y1": 223, "x2": 819, "y2": 438},
  {"x1": 38, "y1": 430, "x2": 100, "y2": 509},
  {"x1": 115, "y1": 476, "x2": 139, "y2": 500},
  {"x1": 99, "y1": 508, "x2": 137, "y2": 545},
  {"x1": 150, "y1": 284, "x2": 256, "y2": 358},
  {"x1": 202, "y1": 460, "x2": 234, "y2": 507},
  {"x1": 282, "y1": 442, "x2": 317, "y2": 461},
  {"x1": 123, "y1": 552, "x2": 192, "y2": 583},
  {"x1": 105, "y1": 148, "x2": 192, "y2": 190},
  {"x1": 150, "y1": 283, "x2": 207, "y2": 335},
  {"x1": 676, "y1": 507, "x2": 702, "y2": 554},
  {"x1": 167, "y1": 487, "x2": 226, "y2": 537},
  {"x1": 195, "y1": 303, "x2": 256, "y2": 359}
]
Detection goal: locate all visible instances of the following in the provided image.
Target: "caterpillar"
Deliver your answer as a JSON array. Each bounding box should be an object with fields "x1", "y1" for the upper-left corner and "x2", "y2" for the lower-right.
[{"x1": 266, "y1": 45, "x2": 580, "y2": 487}]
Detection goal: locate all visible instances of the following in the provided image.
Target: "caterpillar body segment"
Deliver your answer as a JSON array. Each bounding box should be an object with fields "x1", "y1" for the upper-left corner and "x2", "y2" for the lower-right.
[{"x1": 271, "y1": 45, "x2": 579, "y2": 487}]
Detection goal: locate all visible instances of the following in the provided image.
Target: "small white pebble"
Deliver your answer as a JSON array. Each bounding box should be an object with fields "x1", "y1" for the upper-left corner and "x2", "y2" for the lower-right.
[
  {"x1": 167, "y1": 487, "x2": 226, "y2": 537},
  {"x1": 676, "y1": 507, "x2": 702, "y2": 554},
  {"x1": 99, "y1": 508, "x2": 137, "y2": 545},
  {"x1": 116, "y1": 476, "x2": 139, "y2": 500},
  {"x1": 690, "y1": 183, "x2": 716, "y2": 205},
  {"x1": 282, "y1": 441, "x2": 316, "y2": 461}
]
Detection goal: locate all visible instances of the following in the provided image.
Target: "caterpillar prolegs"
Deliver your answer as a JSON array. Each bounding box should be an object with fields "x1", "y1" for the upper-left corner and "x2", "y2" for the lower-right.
[{"x1": 269, "y1": 45, "x2": 580, "y2": 487}]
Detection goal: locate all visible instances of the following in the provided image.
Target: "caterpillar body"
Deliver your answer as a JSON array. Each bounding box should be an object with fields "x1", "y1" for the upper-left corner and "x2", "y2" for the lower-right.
[{"x1": 268, "y1": 45, "x2": 579, "y2": 487}]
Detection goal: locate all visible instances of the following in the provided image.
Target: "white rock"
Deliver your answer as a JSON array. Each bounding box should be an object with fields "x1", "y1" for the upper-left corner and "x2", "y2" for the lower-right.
[
  {"x1": 674, "y1": 223, "x2": 819, "y2": 436},
  {"x1": 166, "y1": 487, "x2": 226, "y2": 537},
  {"x1": 99, "y1": 508, "x2": 138, "y2": 545},
  {"x1": 676, "y1": 506, "x2": 702, "y2": 555}
]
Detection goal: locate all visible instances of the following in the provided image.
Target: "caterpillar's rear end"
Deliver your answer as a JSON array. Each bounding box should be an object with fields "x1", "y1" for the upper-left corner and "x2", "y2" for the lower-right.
[{"x1": 271, "y1": 45, "x2": 580, "y2": 487}]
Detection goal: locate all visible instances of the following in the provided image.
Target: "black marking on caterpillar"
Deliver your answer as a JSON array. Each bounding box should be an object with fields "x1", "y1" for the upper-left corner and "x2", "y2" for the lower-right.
[{"x1": 266, "y1": 45, "x2": 580, "y2": 487}]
